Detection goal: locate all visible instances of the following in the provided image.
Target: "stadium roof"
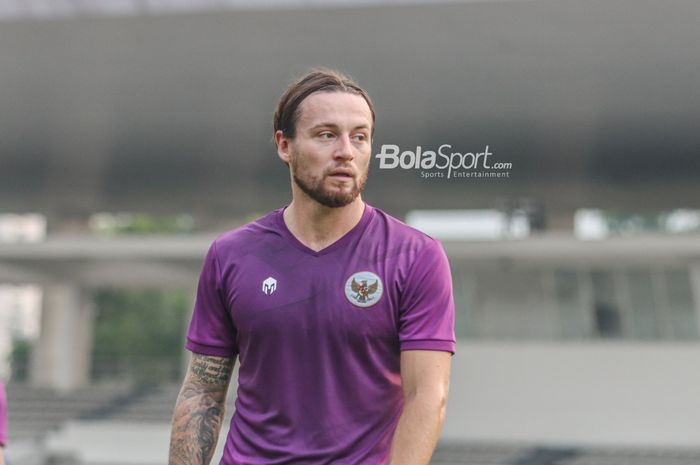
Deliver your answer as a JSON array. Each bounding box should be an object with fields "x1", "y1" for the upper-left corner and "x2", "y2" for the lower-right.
[{"x1": 1, "y1": 0, "x2": 699, "y2": 226}]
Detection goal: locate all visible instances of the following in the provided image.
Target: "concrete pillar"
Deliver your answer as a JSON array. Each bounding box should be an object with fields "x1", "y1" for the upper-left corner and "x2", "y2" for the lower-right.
[
  {"x1": 30, "y1": 285, "x2": 95, "y2": 391},
  {"x1": 689, "y1": 263, "x2": 700, "y2": 339}
]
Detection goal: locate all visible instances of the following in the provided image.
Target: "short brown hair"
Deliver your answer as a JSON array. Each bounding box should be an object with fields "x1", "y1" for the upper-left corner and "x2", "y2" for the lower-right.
[{"x1": 273, "y1": 68, "x2": 375, "y2": 139}]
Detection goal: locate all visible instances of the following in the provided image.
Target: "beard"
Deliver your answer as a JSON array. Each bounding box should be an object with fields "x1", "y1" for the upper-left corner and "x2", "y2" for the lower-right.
[{"x1": 291, "y1": 155, "x2": 368, "y2": 209}]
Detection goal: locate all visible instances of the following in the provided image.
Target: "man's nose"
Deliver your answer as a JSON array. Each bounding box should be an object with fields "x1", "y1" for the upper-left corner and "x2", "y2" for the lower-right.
[{"x1": 333, "y1": 133, "x2": 355, "y2": 161}]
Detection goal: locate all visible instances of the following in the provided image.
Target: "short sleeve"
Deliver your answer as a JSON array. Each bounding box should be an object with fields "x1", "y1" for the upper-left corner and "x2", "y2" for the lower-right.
[
  {"x1": 398, "y1": 240, "x2": 456, "y2": 354},
  {"x1": 186, "y1": 240, "x2": 239, "y2": 357}
]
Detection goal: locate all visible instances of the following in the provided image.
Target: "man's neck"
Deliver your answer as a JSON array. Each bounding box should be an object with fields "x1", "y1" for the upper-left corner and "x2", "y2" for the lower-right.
[{"x1": 283, "y1": 196, "x2": 366, "y2": 252}]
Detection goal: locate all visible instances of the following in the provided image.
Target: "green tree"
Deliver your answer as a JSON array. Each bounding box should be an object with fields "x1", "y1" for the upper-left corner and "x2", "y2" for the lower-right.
[
  {"x1": 10, "y1": 337, "x2": 31, "y2": 382},
  {"x1": 91, "y1": 289, "x2": 190, "y2": 384}
]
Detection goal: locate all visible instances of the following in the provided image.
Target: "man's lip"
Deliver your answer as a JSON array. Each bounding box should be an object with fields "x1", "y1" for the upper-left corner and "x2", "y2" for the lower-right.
[
  {"x1": 328, "y1": 169, "x2": 355, "y2": 177},
  {"x1": 328, "y1": 174, "x2": 354, "y2": 182}
]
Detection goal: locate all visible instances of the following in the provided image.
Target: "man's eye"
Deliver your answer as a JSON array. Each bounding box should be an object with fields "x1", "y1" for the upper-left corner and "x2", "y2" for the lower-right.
[
  {"x1": 319, "y1": 132, "x2": 334, "y2": 139},
  {"x1": 353, "y1": 134, "x2": 368, "y2": 142}
]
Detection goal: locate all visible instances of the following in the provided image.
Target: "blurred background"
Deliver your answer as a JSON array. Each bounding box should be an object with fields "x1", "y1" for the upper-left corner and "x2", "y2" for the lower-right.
[{"x1": 1, "y1": 0, "x2": 700, "y2": 464}]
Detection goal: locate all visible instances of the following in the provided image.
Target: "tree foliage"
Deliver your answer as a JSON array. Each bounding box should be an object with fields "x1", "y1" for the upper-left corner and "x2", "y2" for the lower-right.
[{"x1": 91, "y1": 288, "x2": 190, "y2": 384}]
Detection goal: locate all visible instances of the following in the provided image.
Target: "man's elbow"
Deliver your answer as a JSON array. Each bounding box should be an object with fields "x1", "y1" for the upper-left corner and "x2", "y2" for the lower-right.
[
  {"x1": 405, "y1": 384, "x2": 449, "y2": 422},
  {"x1": 436, "y1": 388, "x2": 448, "y2": 424}
]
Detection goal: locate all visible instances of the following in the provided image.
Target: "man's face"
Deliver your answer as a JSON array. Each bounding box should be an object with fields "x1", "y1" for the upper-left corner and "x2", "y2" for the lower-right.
[{"x1": 278, "y1": 91, "x2": 373, "y2": 208}]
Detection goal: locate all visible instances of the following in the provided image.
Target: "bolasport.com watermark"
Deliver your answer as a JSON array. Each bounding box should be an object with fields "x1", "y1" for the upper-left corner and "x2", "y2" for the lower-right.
[{"x1": 374, "y1": 144, "x2": 512, "y2": 180}]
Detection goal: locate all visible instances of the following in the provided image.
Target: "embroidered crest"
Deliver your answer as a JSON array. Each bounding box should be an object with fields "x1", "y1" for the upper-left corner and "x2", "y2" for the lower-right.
[{"x1": 344, "y1": 271, "x2": 383, "y2": 308}]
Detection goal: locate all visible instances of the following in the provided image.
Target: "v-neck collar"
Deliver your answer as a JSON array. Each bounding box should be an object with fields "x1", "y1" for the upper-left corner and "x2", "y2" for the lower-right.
[{"x1": 276, "y1": 203, "x2": 374, "y2": 257}]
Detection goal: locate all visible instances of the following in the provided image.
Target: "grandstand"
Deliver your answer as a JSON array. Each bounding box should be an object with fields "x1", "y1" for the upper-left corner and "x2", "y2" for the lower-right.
[
  {"x1": 6, "y1": 383, "x2": 133, "y2": 443},
  {"x1": 7, "y1": 383, "x2": 700, "y2": 464}
]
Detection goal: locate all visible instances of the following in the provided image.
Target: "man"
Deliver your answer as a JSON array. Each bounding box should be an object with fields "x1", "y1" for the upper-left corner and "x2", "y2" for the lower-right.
[{"x1": 169, "y1": 69, "x2": 455, "y2": 465}]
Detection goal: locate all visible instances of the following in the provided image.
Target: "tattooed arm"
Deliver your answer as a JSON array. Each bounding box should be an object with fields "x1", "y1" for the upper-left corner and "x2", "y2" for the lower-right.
[{"x1": 169, "y1": 353, "x2": 235, "y2": 465}]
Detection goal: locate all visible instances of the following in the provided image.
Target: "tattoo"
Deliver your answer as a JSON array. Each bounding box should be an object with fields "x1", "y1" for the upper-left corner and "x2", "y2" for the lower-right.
[
  {"x1": 191, "y1": 355, "x2": 234, "y2": 385},
  {"x1": 169, "y1": 354, "x2": 235, "y2": 465}
]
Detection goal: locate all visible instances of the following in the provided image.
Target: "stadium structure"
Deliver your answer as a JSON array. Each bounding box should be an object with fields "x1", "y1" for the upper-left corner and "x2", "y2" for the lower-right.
[{"x1": 1, "y1": 1, "x2": 699, "y2": 464}]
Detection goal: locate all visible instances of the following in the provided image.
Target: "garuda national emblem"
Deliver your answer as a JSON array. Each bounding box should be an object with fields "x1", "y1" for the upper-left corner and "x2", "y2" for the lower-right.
[{"x1": 344, "y1": 271, "x2": 384, "y2": 308}]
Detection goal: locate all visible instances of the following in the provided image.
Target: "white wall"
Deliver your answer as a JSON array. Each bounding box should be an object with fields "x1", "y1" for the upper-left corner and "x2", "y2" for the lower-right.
[{"x1": 442, "y1": 341, "x2": 700, "y2": 447}]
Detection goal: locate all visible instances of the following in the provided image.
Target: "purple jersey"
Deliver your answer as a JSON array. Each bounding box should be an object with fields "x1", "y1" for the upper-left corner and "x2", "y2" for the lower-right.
[
  {"x1": 0, "y1": 381, "x2": 6, "y2": 446},
  {"x1": 186, "y1": 203, "x2": 455, "y2": 465}
]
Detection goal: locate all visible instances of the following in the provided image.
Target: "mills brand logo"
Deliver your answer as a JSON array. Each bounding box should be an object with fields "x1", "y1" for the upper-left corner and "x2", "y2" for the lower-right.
[
  {"x1": 375, "y1": 144, "x2": 512, "y2": 180},
  {"x1": 262, "y1": 277, "x2": 277, "y2": 295}
]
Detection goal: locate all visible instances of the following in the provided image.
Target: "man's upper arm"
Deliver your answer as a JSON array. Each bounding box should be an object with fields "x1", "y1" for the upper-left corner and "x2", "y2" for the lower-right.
[
  {"x1": 182, "y1": 240, "x2": 237, "y2": 398},
  {"x1": 398, "y1": 239, "x2": 456, "y2": 354},
  {"x1": 184, "y1": 353, "x2": 235, "y2": 395},
  {"x1": 186, "y1": 240, "x2": 239, "y2": 358},
  {"x1": 399, "y1": 350, "x2": 452, "y2": 400}
]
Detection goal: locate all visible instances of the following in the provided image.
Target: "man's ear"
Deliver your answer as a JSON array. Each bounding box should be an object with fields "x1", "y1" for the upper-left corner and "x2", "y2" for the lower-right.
[{"x1": 275, "y1": 130, "x2": 291, "y2": 166}]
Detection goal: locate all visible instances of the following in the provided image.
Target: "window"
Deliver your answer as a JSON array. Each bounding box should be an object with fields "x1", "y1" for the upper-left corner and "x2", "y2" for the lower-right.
[{"x1": 451, "y1": 263, "x2": 698, "y2": 341}]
